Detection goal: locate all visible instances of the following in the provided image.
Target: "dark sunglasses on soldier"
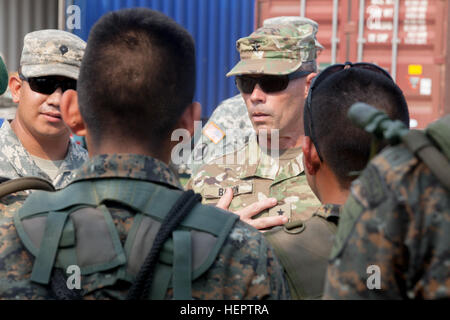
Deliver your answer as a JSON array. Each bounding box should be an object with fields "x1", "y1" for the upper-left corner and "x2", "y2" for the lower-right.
[
  {"x1": 304, "y1": 61, "x2": 394, "y2": 162},
  {"x1": 19, "y1": 73, "x2": 77, "y2": 95},
  {"x1": 235, "y1": 70, "x2": 312, "y2": 94}
]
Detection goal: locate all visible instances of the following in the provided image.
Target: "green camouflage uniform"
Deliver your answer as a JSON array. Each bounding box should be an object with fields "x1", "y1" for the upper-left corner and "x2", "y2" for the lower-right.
[
  {"x1": 0, "y1": 30, "x2": 87, "y2": 189},
  {"x1": 264, "y1": 204, "x2": 340, "y2": 299},
  {"x1": 187, "y1": 17, "x2": 323, "y2": 176},
  {"x1": 0, "y1": 154, "x2": 290, "y2": 299},
  {"x1": 324, "y1": 118, "x2": 450, "y2": 299},
  {"x1": 188, "y1": 136, "x2": 320, "y2": 221},
  {"x1": 0, "y1": 120, "x2": 87, "y2": 189},
  {"x1": 187, "y1": 24, "x2": 321, "y2": 221}
]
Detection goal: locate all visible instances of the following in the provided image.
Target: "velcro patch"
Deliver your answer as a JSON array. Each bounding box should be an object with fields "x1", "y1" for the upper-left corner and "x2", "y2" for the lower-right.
[
  {"x1": 203, "y1": 122, "x2": 225, "y2": 145},
  {"x1": 202, "y1": 183, "x2": 253, "y2": 199},
  {"x1": 268, "y1": 203, "x2": 291, "y2": 220}
]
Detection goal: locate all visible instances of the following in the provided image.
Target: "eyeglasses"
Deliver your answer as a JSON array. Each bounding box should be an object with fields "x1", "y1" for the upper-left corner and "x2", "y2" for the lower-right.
[
  {"x1": 19, "y1": 73, "x2": 77, "y2": 95},
  {"x1": 304, "y1": 61, "x2": 394, "y2": 162},
  {"x1": 235, "y1": 70, "x2": 312, "y2": 94}
]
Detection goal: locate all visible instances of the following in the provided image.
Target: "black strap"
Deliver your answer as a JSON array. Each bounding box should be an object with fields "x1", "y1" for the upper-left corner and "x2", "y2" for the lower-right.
[
  {"x1": 0, "y1": 176, "x2": 55, "y2": 199},
  {"x1": 127, "y1": 190, "x2": 202, "y2": 300}
]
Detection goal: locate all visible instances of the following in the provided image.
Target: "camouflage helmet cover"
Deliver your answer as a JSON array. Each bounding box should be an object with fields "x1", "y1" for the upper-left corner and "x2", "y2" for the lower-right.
[
  {"x1": 227, "y1": 24, "x2": 318, "y2": 77},
  {"x1": 20, "y1": 29, "x2": 86, "y2": 80}
]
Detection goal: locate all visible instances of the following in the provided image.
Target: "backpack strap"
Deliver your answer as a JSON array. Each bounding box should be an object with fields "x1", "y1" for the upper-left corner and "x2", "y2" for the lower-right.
[
  {"x1": 402, "y1": 129, "x2": 450, "y2": 192},
  {"x1": 0, "y1": 176, "x2": 55, "y2": 198}
]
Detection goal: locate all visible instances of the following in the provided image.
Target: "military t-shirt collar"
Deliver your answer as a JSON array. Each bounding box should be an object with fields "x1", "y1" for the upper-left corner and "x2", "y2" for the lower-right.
[{"x1": 72, "y1": 153, "x2": 183, "y2": 190}]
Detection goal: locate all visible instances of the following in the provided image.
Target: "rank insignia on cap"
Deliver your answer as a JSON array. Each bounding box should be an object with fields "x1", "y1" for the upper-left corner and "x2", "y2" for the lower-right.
[{"x1": 60, "y1": 45, "x2": 68, "y2": 55}]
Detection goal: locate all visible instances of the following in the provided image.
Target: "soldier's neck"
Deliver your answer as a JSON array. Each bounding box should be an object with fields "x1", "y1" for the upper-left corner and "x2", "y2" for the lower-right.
[
  {"x1": 88, "y1": 137, "x2": 171, "y2": 165},
  {"x1": 260, "y1": 133, "x2": 304, "y2": 150},
  {"x1": 10, "y1": 118, "x2": 69, "y2": 161},
  {"x1": 316, "y1": 165, "x2": 350, "y2": 205}
]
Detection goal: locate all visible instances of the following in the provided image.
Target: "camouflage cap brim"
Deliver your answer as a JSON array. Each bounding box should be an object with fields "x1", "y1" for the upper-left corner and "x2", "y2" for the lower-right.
[
  {"x1": 0, "y1": 57, "x2": 8, "y2": 95},
  {"x1": 21, "y1": 63, "x2": 79, "y2": 80},
  {"x1": 226, "y1": 58, "x2": 303, "y2": 77}
]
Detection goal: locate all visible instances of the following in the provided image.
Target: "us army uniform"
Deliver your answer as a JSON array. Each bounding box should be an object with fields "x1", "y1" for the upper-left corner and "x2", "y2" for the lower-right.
[
  {"x1": 0, "y1": 30, "x2": 87, "y2": 189},
  {"x1": 187, "y1": 24, "x2": 321, "y2": 221},
  {"x1": 0, "y1": 120, "x2": 87, "y2": 189},
  {"x1": 0, "y1": 154, "x2": 290, "y2": 299},
  {"x1": 324, "y1": 115, "x2": 450, "y2": 300},
  {"x1": 187, "y1": 17, "x2": 323, "y2": 176}
]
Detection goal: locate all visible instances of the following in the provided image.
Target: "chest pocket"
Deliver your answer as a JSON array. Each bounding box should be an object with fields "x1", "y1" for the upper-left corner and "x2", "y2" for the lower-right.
[{"x1": 201, "y1": 182, "x2": 253, "y2": 200}]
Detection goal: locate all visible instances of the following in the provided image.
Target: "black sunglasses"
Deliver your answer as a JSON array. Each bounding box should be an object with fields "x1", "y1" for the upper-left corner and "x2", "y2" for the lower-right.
[
  {"x1": 304, "y1": 61, "x2": 394, "y2": 162},
  {"x1": 235, "y1": 70, "x2": 312, "y2": 94},
  {"x1": 19, "y1": 73, "x2": 77, "y2": 95}
]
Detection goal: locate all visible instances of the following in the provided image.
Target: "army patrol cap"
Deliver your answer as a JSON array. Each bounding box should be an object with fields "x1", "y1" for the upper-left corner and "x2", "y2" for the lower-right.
[
  {"x1": 263, "y1": 16, "x2": 324, "y2": 52},
  {"x1": 0, "y1": 55, "x2": 7, "y2": 95},
  {"x1": 20, "y1": 29, "x2": 86, "y2": 80},
  {"x1": 227, "y1": 24, "x2": 318, "y2": 77}
]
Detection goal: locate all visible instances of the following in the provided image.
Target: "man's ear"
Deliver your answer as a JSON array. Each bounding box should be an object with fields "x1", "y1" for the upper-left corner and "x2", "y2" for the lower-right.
[
  {"x1": 302, "y1": 136, "x2": 321, "y2": 175},
  {"x1": 60, "y1": 89, "x2": 86, "y2": 137},
  {"x1": 304, "y1": 72, "x2": 318, "y2": 98},
  {"x1": 9, "y1": 73, "x2": 22, "y2": 103},
  {"x1": 176, "y1": 101, "x2": 201, "y2": 137}
]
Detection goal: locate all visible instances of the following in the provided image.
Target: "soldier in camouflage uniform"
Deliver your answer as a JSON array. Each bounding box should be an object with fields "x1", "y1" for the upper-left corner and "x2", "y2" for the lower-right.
[
  {"x1": 187, "y1": 24, "x2": 322, "y2": 228},
  {"x1": 264, "y1": 62, "x2": 410, "y2": 299},
  {"x1": 0, "y1": 8, "x2": 289, "y2": 300},
  {"x1": 0, "y1": 30, "x2": 87, "y2": 189},
  {"x1": 324, "y1": 112, "x2": 450, "y2": 299},
  {"x1": 188, "y1": 17, "x2": 323, "y2": 176}
]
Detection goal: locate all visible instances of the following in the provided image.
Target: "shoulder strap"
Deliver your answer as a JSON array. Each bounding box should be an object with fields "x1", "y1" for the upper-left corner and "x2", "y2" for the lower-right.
[
  {"x1": 0, "y1": 176, "x2": 55, "y2": 198},
  {"x1": 402, "y1": 129, "x2": 450, "y2": 192}
]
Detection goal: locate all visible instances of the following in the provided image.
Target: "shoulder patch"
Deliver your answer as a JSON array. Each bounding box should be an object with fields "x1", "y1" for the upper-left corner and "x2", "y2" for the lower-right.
[{"x1": 203, "y1": 122, "x2": 225, "y2": 144}]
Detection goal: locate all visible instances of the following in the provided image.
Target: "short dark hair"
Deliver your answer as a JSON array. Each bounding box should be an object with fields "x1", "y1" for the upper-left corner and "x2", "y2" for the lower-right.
[
  {"x1": 78, "y1": 8, "x2": 196, "y2": 148},
  {"x1": 305, "y1": 67, "x2": 409, "y2": 189}
]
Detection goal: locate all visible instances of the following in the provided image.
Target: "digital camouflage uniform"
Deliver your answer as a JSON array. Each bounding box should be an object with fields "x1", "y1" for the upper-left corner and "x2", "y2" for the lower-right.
[
  {"x1": 188, "y1": 136, "x2": 320, "y2": 222},
  {"x1": 0, "y1": 120, "x2": 87, "y2": 189},
  {"x1": 187, "y1": 17, "x2": 323, "y2": 176},
  {"x1": 187, "y1": 24, "x2": 321, "y2": 221},
  {"x1": 0, "y1": 154, "x2": 290, "y2": 299},
  {"x1": 324, "y1": 115, "x2": 450, "y2": 300},
  {"x1": 0, "y1": 30, "x2": 87, "y2": 189},
  {"x1": 265, "y1": 204, "x2": 340, "y2": 299}
]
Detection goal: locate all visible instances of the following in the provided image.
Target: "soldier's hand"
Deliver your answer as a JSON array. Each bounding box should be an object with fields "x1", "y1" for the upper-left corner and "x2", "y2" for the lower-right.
[{"x1": 216, "y1": 188, "x2": 288, "y2": 230}]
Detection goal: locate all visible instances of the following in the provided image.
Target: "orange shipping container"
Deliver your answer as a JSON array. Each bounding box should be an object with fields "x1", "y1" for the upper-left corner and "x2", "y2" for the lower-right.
[{"x1": 255, "y1": 0, "x2": 450, "y2": 128}]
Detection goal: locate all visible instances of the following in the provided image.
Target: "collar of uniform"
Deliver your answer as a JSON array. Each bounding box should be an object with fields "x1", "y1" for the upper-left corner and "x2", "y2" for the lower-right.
[
  {"x1": 313, "y1": 203, "x2": 341, "y2": 221},
  {"x1": 239, "y1": 135, "x2": 305, "y2": 181},
  {"x1": 72, "y1": 153, "x2": 183, "y2": 190},
  {"x1": 0, "y1": 120, "x2": 51, "y2": 179}
]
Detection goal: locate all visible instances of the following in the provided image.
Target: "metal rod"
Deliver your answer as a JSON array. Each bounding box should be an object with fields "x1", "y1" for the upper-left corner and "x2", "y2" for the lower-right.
[
  {"x1": 331, "y1": 0, "x2": 339, "y2": 64},
  {"x1": 58, "y1": 0, "x2": 66, "y2": 30},
  {"x1": 391, "y1": 0, "x2": 400, "y2": 80},
  {"x1": 357, "y1": 0, "x2": 365, "y2": 62},
  {"x1": 300, "y1": 0, "x2": 306, "y2": 17}
]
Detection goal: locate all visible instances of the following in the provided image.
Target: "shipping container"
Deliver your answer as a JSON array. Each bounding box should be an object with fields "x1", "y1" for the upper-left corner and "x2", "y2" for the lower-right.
[
  {"x1": 67, "y1": 0, "x2": 254, "y2": 121},
  {"x1": 255, "y1": 0, "x2": 450, "y2": 128}
]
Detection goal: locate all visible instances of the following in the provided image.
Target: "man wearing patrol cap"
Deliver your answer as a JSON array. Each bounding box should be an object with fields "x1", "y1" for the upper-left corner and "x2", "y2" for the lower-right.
[
  {"x1": 0, "y1": 30, "x2": 87, "y2": 189},
  {"x1": 187, "y1": 17, "x2": 323, "y2": 176},
  {"x1": 188, "y1": 22, "x2": 321, "y2": 229}
]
